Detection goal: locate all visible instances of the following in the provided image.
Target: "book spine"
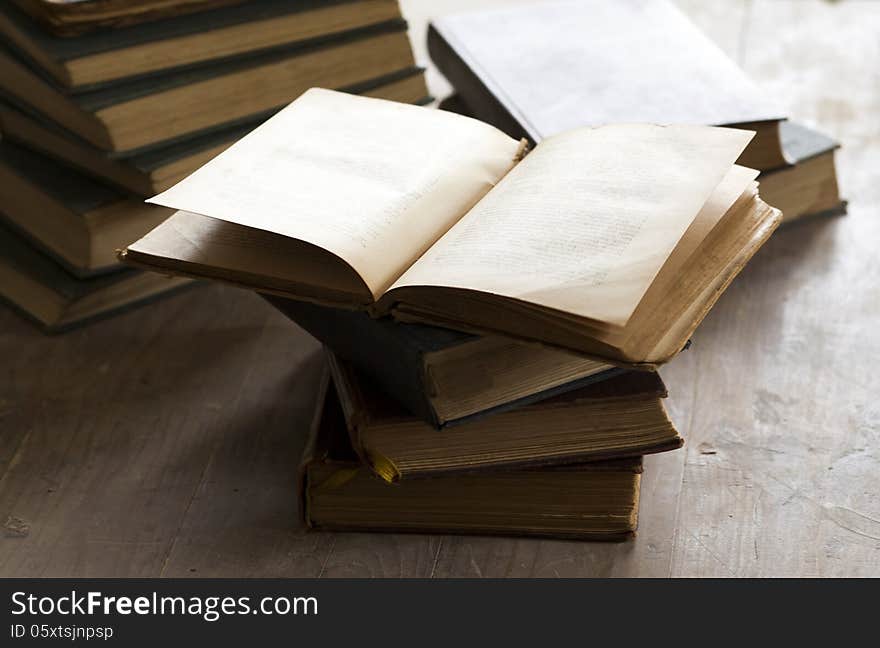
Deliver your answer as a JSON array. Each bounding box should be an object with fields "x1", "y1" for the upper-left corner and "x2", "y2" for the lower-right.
[
  {"x1": 298, "y1": 366, "x2": 331, "y2": 529},
  {"x1": 263, "y1": 296, "x2": 441, "y2": 426}
]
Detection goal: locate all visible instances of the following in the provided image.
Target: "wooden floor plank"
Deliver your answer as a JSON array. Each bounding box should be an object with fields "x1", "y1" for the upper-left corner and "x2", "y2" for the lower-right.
[
  {"x1": 317, "y1": 534, "x2": 444, "y2": 578},
  {"x1": 157, "y1": 315, "x2": 335, "y2": 577},
  {"x1": 668, "y1": 0, "x2": 880, "y2": 577},
  {"x1": 0, "y1": 286, "x2": 325, "y2": 576}
]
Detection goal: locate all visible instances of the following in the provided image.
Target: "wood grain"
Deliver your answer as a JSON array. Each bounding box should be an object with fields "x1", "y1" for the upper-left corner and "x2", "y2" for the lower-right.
[
  {"x1": 1, "y1": 0, "x2": 877, "y2": 577},
  {"x1": 666, "y1": 0, "x2": 880, "y2": 577}
]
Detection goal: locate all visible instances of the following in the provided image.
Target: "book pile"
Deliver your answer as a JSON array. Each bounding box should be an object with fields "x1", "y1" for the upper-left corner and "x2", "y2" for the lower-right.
[
  {"x1": 429, "y1": 0, "x2": 845, "y2": 226},
  {"x1": 0, "y1": 0, "x2": 427, "y2": 331},
  {"x1": 120, "y1": 88, "x2": 782, "y2": 540}
]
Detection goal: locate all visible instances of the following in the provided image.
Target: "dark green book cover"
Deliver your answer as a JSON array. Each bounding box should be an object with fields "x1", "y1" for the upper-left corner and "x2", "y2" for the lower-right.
[
  {"x1": 0, "y1": 18, "x2": 414, "y2": 153},
  {"x1": 0, "y1": 66, "x2": 428, "y2": 195},
  {"x1": 3, "y1": 1, "x2": 361, "y2": 66},
  {"x1": 0, "y1": 220, "x2": 192, "y2": 332},
  {"x1": 263, "y1": 295, "x2": 624, "y2": 429}
]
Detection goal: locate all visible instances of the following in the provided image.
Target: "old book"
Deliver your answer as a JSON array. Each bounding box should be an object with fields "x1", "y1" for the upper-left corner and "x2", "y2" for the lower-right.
[
  {"x1": 0, "y1": 221, "x2": 190, "y2": 332},
  {"x1": 11, "y1": 0, "x2": 246, "y2": 37},
  {"x1": 124, "y1": 89, "x2": 781, "y2": 367},
  {"x1": 1, "y1": 0, "x2": 405, "y2": 90},
  {"x1": 0, "y1": 21, "x2": 415, "y2": 153},
  {"x1": 428, "y1": 0, "x2": 787, "y2": 171},
  {"x1": 0, "y1": 70, "x2": 429, "y2": 195},
  {"x1": 300, "y1": 374, "x2": 643, "y2": 540},
  {"x1": 266, "y1": 295, "x2": 622, "y2": 427},
  {"x1": 327, "y1": 351, "x2": 680, "y2": 482},
  {"x1": 759, "y1": 122, "x2": 845, "y2": 224},
  {"x1": 0, "y1": 139, "x2": 171, "y2": 275}
]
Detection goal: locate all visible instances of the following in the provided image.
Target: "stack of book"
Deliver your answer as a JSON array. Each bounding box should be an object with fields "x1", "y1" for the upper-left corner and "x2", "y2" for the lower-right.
[
  {"x1": 0, "y1": 0, "x2": 428, "y2": 331},
  {"x1": 429, "y1": 0, "x2": 844, "y2": 226},
  {"x1": 120, "y1": 88, "x2": 781, "y2": 540}
]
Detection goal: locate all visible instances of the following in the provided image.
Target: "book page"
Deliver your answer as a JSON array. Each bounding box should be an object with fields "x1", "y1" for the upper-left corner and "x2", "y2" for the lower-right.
[
  {"x1": 389, "y1": 124, "x2": 752, "y2": 326},
  {"x1": 588, "y1": 165, "x2": 760, "y2": 343},
  {"x1": 147, "y1": 88, "x2": 522, "y2": 299}
]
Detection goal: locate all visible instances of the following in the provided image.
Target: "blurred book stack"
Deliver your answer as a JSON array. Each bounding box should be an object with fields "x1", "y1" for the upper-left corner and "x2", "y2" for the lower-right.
[
  {"x1": 429, "y1": 0, "x2": 845, "y2": 225},
  {"x1": 0, "y1": 0, "x2": 428, "y2": 331}
]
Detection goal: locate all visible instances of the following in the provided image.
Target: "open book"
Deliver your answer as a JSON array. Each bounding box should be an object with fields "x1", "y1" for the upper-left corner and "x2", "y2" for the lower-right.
[{"x1": 122, "y1": 88, "x2": 781, "y2": 366}]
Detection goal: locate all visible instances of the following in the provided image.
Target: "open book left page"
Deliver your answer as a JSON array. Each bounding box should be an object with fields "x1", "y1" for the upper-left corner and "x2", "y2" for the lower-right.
[{"x1": 142, "y1": 87, "x2": 523, "y2": 301}]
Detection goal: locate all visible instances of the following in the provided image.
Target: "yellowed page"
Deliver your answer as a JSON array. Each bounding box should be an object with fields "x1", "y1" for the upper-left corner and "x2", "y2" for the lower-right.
[
  {"x1": 589, "y1": 165, "x2": 760, "y2": 344},
  {"x1": 146, "y1": 88, "x2": 522, "y2": 298},
  {"x1": 389, "y1": 124, "x2": 753, "y2": 326}
]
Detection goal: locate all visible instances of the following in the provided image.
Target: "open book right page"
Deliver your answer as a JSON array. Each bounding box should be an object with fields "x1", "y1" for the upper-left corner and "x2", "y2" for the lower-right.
[{"x1": 386, "y1": 123, "x2": 753, "y2": 327}]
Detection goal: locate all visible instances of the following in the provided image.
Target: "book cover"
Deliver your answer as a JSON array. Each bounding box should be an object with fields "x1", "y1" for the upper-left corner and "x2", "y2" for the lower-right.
[
  {"x1": 299, "y1": 373, "x2": 644, "y2": 541},
  {"x1": 0, "y1": 68, "x2": 429, "y2": 196},
  {"x1": 0, "y1": 20, "x2": 415, "y2": 153},
  {"x1": 265, "y1": 295, "x2": 624, "y2": 428},
  {"x1": 428, "y1": 0, "x2": 787, "y2": 170},
  {"x1": 327, "y1": 350, "x2": 681, "y2": 482},
  {"x1": 1, "y1": 1, "x2": 405, "y2": 91},
  {"x1": 11, "y1": 0, "x2": 248, "y2": 37},
  {"x1": 0, "y1": 220, "x2": 191, "y2": 332}
]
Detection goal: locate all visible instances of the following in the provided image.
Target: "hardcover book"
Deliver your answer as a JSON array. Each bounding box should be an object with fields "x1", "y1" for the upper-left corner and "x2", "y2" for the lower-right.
[
  {"x1": 1, "y1": 0, "x2": 405, "y2": 90},
  {"x1": 428, "y1": 0, "x2": 788, "y2": 171},
  {"x1": 123, "y1": 89, "x2": 781, "y2": 367},
  {"x1": 11, "y1": 0, "x2": 247, "y2": 37},
  {"x1": 0, "y1": 139, "x2": 170, "y2": 275},
  {"x1": 300, "y1": 374, "x2": 644, "y2": 541},
  {"x1": 327, "y1": 351, "x2": 681, "y2": 482},
  {"x1": 265, "y1": 295, "x2": 621, "y2": 428},
  {"x1": 0, "y1": 220, "x2": 190, "y2": 332},
  {"x1": 0, "y1": 21, "x2": 416, "y2": 153},
  {"x1": 0, "y1": 70, "x2": 429, "y2": 195},
  {"x1": 759, "y1": 121, "x2": 845, "y2": 224}
]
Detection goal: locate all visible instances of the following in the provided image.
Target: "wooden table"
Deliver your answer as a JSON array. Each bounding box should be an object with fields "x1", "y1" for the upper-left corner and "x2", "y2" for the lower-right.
[{"x1": 1, "y1": 0, "x2": 878, "y2": 577}]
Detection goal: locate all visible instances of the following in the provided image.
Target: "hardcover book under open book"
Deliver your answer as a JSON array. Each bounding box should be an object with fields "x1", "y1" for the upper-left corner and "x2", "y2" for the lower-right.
[
  {"x1": 327, "y1": 351, "x2": 680, "y2": 482},
  {"x1": 122, "y1": 88, "x2": 781, "y2": 367},
  {"x1": 301, "y1": 371, "x2": 644, "y2": 540}
]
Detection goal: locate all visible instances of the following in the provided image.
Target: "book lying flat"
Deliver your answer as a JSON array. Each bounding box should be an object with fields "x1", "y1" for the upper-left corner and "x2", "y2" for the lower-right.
[
  {"x1": 0, "y1": 70, "x2": 429, "y2": 195},
  {"x1": 12, "y1": 0, "x2": 246, "y2": 37},
  {"x1": 0, "y1": 221, "x2": 191, "y2": 332},
  {"x1": 428, "y1": 0, "x2": 788, "y2": 171},
  {"x1": 0, "y1": 20, "x2": 415, "y2": 153},
  {"x1": 328, "y1": 351, "x2": 680, "y2": 482},
  {"x1": 124, "y1": 89, "x2": 782, "y2": 367},
  {"x1": 1, "y1": 0, "x2": 404, "y2": 90},
  {"x1": 0, "y1": 139, "x2": 171, "y2": 275},
  {"x1": 265, "y1": 295, "x2": 622, "y2": 428},
  {"x1": 301, "y1": 374, "x2": 643, "y2": 541},
  {"x1": 759, "y1": 122, "x2": 845, "y2": 224}
]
